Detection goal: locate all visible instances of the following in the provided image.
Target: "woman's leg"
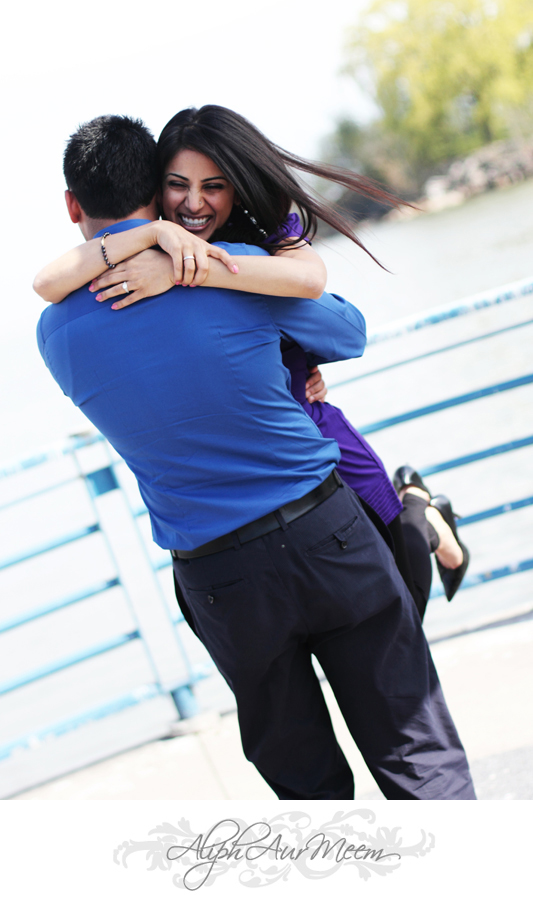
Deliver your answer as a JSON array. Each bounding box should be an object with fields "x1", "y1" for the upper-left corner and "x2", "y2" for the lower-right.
[
  {"x1": 387, "y1": 511, "x2": 429, "y2": 620},
  {"x1": 396, "y1": 493, "x2": 439, "y2": 621}
]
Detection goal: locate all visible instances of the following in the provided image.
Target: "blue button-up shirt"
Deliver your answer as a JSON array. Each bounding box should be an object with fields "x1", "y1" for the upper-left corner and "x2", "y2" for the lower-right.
[{"x1": 37, "y1": 220, "x2": 366, "y2": 550}]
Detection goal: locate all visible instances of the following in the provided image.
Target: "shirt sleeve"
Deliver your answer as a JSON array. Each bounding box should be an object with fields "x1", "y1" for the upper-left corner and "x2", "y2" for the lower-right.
[
  {"x1": 264, "y1": 291, "x2": 366, "y2": 366},
  {"x1": 212, "y1": 241, "x2": 367, "y2": 365}
]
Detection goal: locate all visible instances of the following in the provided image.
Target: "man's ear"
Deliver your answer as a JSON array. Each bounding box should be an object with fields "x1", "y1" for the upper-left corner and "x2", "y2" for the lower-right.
[{"x1": 65, "y1": 189, "x2": 83, "y2": 223}]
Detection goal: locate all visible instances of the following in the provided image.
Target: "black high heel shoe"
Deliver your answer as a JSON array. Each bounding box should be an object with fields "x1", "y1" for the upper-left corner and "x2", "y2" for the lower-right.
[
  {"x1": 430, "y1": 495, "x2": 470, "y2": 601},
  {"x1": 392, "y1": 465, "x2": 432, "y2": 497}
]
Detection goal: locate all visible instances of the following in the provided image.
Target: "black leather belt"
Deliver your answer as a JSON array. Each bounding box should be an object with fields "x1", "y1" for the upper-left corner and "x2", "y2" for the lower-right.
[{"x1": 171, "y1": 469, "x2": 342, "y2": 560}]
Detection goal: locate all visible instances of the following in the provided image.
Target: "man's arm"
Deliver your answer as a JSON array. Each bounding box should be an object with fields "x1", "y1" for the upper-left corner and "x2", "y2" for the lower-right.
[
  {"x1": 264, "y1": 291, "x2": 367, "y2": 366},
  {"x1": 218, "y1": 241, "x2": 366, "y2": 365}
]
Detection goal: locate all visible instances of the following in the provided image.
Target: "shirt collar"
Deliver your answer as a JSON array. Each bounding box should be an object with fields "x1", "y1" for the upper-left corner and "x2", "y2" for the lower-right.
[{"x1": 93, "y1": 218, "x2": 152, "y2": 239}]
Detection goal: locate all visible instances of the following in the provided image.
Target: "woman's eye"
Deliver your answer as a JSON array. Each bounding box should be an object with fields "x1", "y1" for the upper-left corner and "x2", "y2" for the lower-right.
[
  {"x1": 204, "y1": 183, "x2": 224, "y2": 191},
  {"x1": 168, "y1": 181, "x2": 187, "y2": 190}
]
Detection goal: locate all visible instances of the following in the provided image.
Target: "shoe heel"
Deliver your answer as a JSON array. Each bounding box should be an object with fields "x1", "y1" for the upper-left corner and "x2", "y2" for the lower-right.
[{"x1": 430, "y1": 495, "x2": 470, "y2": 602}]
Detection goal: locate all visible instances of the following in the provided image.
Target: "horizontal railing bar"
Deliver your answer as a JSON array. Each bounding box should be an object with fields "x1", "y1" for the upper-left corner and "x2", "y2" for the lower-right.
[
  {"x1": 0, "y1": 474, "x2": 82, "y2": 514},
  {"x1": 0, "y1": 578, "x2": 121, "y2": 634},
  {"x1": 428, "y1": 605, "x2": 533, "y2": 646},
  {"x1": 366, "y1": 275, "x2": 533, "y2": 346},
  {"x1": 154, "y1": 557, "x2": 172, "y2": 571},
  {"x1": 0, "y1": 524, "x2": 100, "y2": 571},
  {"x1": 430, "y1": 557, "x2": 533, "y2": 599},
  {"x1": 419, "y1": 435, "x2": 533, "y2": 476},
  {"x1": 358, "y1": 373, "x2": 533, "y2": 435},
  {"x1": 0, "y1": 684, "x2": 161, "y2": 763},
  {"x1": 457, "y1": 495, "x2": 533, "y2": 527},
  {"x1": 0, "y1": 666, "x2": 213, "y2": 767},
  {"x1": 0, "y1": 630, "x2": 140, "y2": 696},
  {"x1": 0, "y1": 432, "x2": 105, "y2": 481},
  {"x1": 328, "y1": 317, "x2": 533, "y2": 390}
]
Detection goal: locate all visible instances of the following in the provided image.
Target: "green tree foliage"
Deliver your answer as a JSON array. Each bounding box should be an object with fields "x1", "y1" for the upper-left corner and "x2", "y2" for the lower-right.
[{"x1": 338, "y1": 0, "x2": 533, "y2": 182}]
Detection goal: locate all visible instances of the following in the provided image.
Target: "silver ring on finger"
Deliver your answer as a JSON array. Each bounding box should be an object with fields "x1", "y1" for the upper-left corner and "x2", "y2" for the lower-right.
[
  {"x1": 183, "y1": 256, "x2": 195, "y2": 262},
  {"x1": 122, "y1": 281, "x2": 129, "y2": 293}
]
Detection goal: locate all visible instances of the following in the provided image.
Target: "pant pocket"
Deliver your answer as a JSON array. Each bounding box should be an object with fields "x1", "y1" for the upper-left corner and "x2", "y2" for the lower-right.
[
  {"x1": 306, "y1": 515, "x2": 359, "y2": 556},
  {"x1": 181, "y1": 578, "x2": 247, "y2": 609}
]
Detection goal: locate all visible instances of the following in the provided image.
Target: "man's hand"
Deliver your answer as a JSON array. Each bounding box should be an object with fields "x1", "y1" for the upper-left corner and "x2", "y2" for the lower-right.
[{"x1": 306, "y1": 366, "x2": 327, "y2": 403}]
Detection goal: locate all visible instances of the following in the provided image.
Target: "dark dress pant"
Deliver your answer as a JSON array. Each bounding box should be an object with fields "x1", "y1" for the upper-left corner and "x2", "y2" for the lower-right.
[{"x1": 173, "y1": 481, "x2": 475, "y2": 800}]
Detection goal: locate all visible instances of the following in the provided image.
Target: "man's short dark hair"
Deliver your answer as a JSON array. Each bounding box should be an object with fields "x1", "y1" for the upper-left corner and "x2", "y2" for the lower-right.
[{"x1": 63, "y1": 115, "x2": 158, "y2": 219}]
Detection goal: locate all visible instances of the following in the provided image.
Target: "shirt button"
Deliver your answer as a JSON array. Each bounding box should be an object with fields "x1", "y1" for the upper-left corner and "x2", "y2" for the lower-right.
[
  {"x1": 340, "y1": 541, "x2": 348, "y2": 550},
  {"x1": 208, "y1": 594, "x2": 215, "y2": 604}
]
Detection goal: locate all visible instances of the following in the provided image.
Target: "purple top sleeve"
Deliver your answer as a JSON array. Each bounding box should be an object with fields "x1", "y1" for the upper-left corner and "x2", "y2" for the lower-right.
[{"x1": 265, "y1": 212, "x2": 306, "y2": 244}]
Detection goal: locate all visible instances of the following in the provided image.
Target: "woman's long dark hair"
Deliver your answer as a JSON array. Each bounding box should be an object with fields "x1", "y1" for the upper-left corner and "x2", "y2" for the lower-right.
[{"x1": 157, "y1": 105, "x2": 406, "y2": 261}]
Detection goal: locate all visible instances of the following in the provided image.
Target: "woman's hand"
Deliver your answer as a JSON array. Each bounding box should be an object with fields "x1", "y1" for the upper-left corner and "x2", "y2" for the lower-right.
[
  {"x1": 90, "y1": 222, "x2": 240, "y2": 308},
  {"x1": 154, "y1": 220, "x2": 238, "y2": 285},
  {"x1": 306, "y1": 366, "x2": 327, "y2": 403},
  {"x1": 90, "y1": 249, "x2": 176, "y2": 309}
]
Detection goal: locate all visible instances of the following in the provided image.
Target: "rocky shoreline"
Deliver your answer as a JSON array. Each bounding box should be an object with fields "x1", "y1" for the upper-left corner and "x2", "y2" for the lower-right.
[{"x1": 387, "y1": 137, "x2": 533, "y2": 219}]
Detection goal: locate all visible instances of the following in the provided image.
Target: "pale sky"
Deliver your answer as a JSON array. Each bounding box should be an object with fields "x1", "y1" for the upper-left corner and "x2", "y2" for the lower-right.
[{"x1": 1, "y1": 0, "x2": 375, "y2": 459}]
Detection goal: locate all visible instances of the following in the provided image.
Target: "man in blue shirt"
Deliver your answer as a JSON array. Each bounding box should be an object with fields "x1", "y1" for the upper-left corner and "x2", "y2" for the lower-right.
[{"x1": 37, "y1": 115, "x2": 475, "y2": 800}]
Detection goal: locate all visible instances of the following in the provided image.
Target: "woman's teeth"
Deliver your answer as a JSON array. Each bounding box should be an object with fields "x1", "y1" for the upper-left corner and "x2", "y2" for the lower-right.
[{"x1": 181, "y1": 216, "x2": 210, "y2": 227}]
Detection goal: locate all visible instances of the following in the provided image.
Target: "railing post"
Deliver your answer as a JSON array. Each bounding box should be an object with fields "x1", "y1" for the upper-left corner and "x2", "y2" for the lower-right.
[
  {"x1": 171, "y1": 686, "x2": 198, "y2": 719},
  {"x1": 77, "y1": 455, "x2": 199, "y2": 719}
]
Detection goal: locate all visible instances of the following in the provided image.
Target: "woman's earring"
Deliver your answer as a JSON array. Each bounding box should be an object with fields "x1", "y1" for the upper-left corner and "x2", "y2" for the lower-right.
[{"x1": 242, "y1": 207, "x2": 268, "y2": 239}]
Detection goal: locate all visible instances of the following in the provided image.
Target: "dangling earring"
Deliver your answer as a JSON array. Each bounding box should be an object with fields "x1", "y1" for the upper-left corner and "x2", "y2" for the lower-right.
[{"x1": 242, "y1": 207, "x2": 268, "y2": 239}]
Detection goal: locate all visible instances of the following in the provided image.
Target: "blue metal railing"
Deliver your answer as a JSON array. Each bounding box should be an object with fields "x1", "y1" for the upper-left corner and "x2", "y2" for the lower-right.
[
  {"x1": 365, "y1": 275, "x2": 533, "y2": 345},
  {"x1": 0, "y1": 432, "x2": 105, "y2": 480},
  {"x1": 0, "y1": 578, "x2": 120, "y2": 633},
  {"x1": 0, "y1": 684, "x2": 162, "y2": 763},
  {"x1": 0, "y1": 630, "x2": 140, "y2": 696},
  {"x1": 458, "y1": 495, "x2": 533, "y2": 527},
  {"x1": 420, "y1": 435, "x2": 533, "y2": 476},
  {"x1": 329, "y1": 317, "x2": 533, "y2": 387},
  {"x1": 0, "y1": 524, "x2": 100, "y2": 571},
  {"x1": 357, "y1": 373, "x2": 533, "y2": 435}
]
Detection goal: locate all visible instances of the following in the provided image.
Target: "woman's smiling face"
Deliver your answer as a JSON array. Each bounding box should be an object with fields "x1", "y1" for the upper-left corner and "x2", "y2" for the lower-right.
[{"x1": 161, "y1": 149, "x2": 236, "y2": 242}]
